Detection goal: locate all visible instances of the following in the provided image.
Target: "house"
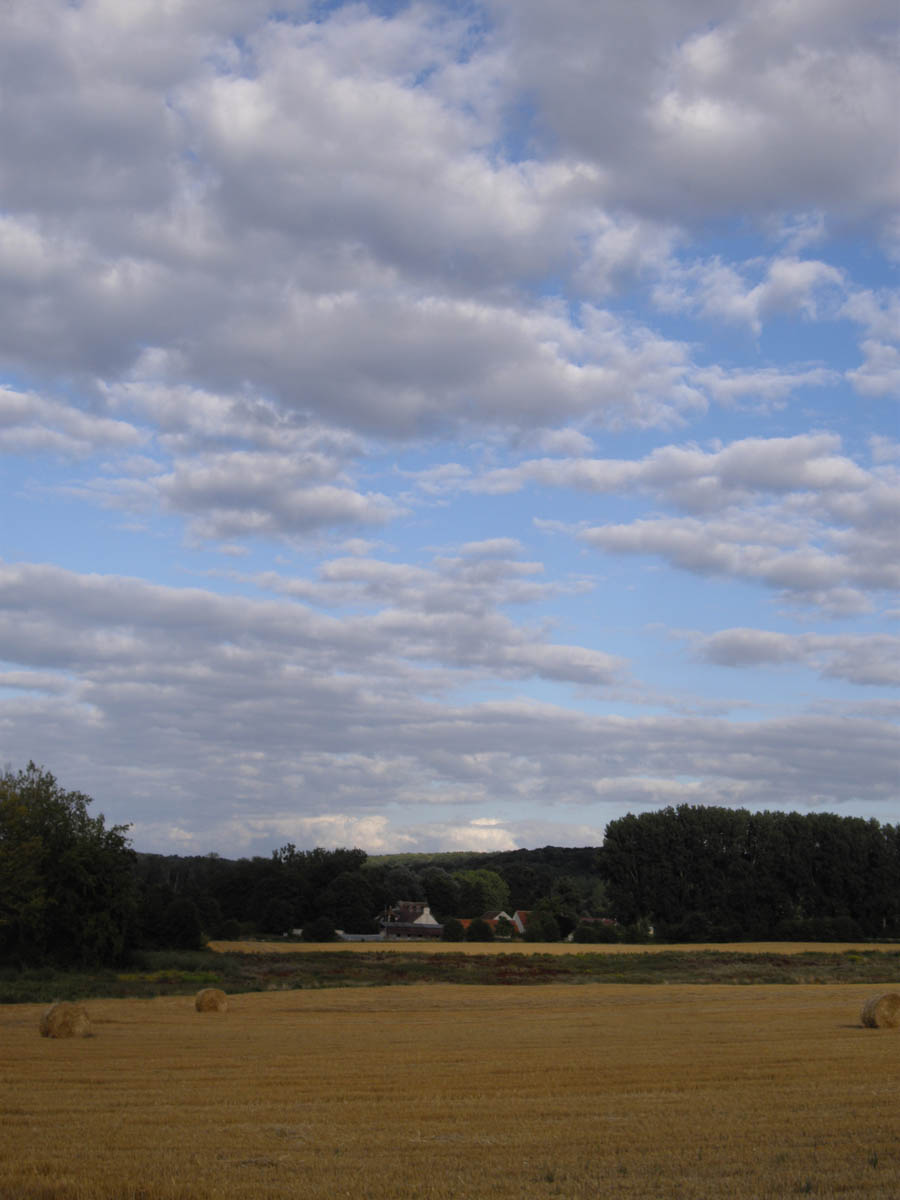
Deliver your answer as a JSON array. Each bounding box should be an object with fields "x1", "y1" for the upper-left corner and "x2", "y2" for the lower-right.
[
  {"x1": 511, "y1": 910, "x2": 530, "y2": 936},
  {"x1": 451, "y1": 911, "x2": 518, "y2": 938},
  {"x1": 380, "y1": 900, "x2": 443, "y2": 939}
]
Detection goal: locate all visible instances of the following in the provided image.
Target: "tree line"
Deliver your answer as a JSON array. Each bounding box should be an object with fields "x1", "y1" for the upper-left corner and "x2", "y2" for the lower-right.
[
  {"x1": 132, "y1": 842, "x2": 607, "y2": 948},
  {"x1": 2, "y1": 763, "x2": 898, "y2": 967},
  {"x1": 600, "y1": 805, "x2": 900, "y2": 941}
]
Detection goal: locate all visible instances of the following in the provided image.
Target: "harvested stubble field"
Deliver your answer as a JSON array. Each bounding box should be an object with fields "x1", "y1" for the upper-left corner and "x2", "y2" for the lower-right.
[
  {"x1": 210, "y1": 939, "x2": 899, "y2": 955},
  {"x1": 3, "y1": 983, "x2": 900, "y2": 1200}
]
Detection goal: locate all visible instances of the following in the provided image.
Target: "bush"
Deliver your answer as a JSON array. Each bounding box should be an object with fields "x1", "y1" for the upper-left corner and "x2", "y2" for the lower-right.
[
  {"x1": 619, "y1": 919, "x2": 654, "y2": 943},
  {"x1": 572, "y1": 921, "x2": 620, "y2": 943},
  {"x1": 465, "y1": 918, "x2": 494, "y2": 942},
  {"x1": 442, "y1": 918, "x2": 465, "y2": 942},
  {"x1": 524, "y1": 912, "x2": 561, "y2": 942},
  {"x1": 301, "y1": 916, "x2": 336, "y2": 942},
  {"x1": 656, "y1": 911, "x2": 711, "y2": 943},
  {"x1": 773, "y1": 915, "x2": 865, "y2": 942}
]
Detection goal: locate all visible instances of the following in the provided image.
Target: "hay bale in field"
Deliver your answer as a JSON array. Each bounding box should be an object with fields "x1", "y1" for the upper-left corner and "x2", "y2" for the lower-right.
[
  {"x1": 39, "y1": 1001, "x2": 92, "y2": 1039},
  {"x1": 861, "y1": 992, "x2": 900, "y2": 1028},
  {"x1": 195, "y1": 987, "x2": 228, "y2": 1013}
]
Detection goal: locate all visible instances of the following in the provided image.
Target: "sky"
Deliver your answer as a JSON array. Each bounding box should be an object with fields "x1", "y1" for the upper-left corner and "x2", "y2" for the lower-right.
[{"x1": 0, "y1": 0, "x2": 898, "y2": 859}]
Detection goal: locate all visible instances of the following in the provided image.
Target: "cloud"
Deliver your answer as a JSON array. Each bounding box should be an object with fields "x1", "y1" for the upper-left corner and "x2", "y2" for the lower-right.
[
  {"x1": 691, "y1": 628, "x2": 900, "y2": 686},
  {"x1": 156, "y1": 454, "x2": 402, "y2": 541},
  {"x1": 0, "y1": 2, "x2": 697, "y2": 443},
  {"x1": 0, "y1": 384, "x2": 143, "y2": 458},
  {"x1": 467, "y1": 433, "x2": 898, "y2": 614},
  {"x1": 689, "y1": 365, "x2": 838, "y2": 410},
  {"x1": 839, "y1": 287, "x2": 900, "y2": 398},
  {"x1": 0, "y1": 2, "x2": 895, "y2": 857},
  {"x1": 847, "y1": 340, "x2": 900, "y2": 400},
  {"x1": 653, "y1": 255, "x2": 844, "y2": 335},
  {"x1": 0, "y1": 550, "x2": 624, "y2": 700},
  {"x1": 477, "y1": 432, "x2": 872, "y2": 504},
  {"x1": 491, "y1": 0, "x2": 900, "y2": 228},
  {"x1": 0, "y1": 0, "x2": 887, "y2": 501},
  {"x1": 579, "y1": 516, "x2": 888, "y2": 615},
  {"x1": 0, "y1": 554, "x2": 896, "y2": 854}
]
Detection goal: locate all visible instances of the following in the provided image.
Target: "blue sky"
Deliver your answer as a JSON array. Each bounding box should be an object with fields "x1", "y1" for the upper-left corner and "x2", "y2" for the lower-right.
[{"x1": 0, "y1": 0, "x2": 897, "y2": 856}]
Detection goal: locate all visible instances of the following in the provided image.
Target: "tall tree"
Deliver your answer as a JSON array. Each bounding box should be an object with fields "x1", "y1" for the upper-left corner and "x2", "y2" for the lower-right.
[
  {"x1": 452, "y1": 868, "x2": 510, "y2": 917},
  {"x1": 0, "y1": 763, "x2": 136, "y2": 966},
  {"x1": 600, "y1": 804, "x2": 900, "y2": 940}
]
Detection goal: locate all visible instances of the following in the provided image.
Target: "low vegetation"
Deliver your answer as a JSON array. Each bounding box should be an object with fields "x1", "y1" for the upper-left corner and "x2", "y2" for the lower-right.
[{"x1": 4, "y1": 944, "x2": 900, "y2": 1003}]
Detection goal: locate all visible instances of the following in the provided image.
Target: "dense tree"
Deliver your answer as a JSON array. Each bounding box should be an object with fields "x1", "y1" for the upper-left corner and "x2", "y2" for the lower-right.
[
  {"x1": 260, "y1": 896, "x2": 297, "y2": 936},
  {"x1": 600, "y1": 805, "x2": 900, "y2": 941},
  {"x1": 572, "y1": 921, "x2": 620, "y2": 944},
  {"x1": 317, "y1": 871, "x2": 379, "y2": 933},
  {"x1": 419, "y1": 866, "x2": 461, "y2": 919},
  {"x1": 523, "y1": 902, "x2": 561, "y2": 942},
  {"x1": 302, "y1": 915, "x2": 336, "y2": 942},
  {"x1": 442, "y1": 918, "x2": 465, "y2": 941},
  {"x1": 382, "y1": 864, "x2": 426, "y2": 902},
  {"x1": 160, "y1": 896, "x2": 205, "y2": 950},
  {"x1": 452, "y1": 868, "x2": 510, "y2": 917},
  {"x1": 0, "y1": 763, "x2": 136, "y2": 967},
  {"x1": 120, "y1": 811, "x2": 899, "y2": 952}
]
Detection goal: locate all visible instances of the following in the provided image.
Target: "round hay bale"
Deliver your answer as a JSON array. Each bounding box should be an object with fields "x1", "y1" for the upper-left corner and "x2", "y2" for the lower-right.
[
  {"x1": 861, "y1": 992, "x2": 900, "y2": 1028},
  {"x1": 195, "y1": 987, "x2": 228, "y2": 1013},
  {"x1": 39, "y1": 1001, "x2": 92, "y2": 1039}
]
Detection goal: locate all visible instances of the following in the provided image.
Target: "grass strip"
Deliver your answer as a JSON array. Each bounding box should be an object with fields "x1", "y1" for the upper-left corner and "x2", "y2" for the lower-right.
[{"x1": 3, "y1": 946, "x2": 900, "y2": 1002}]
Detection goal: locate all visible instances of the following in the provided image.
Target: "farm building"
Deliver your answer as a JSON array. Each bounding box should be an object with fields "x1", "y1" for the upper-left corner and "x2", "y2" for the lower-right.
[
  {"x1": 380, "y1": 901, "x2": 444, "y2": 939},
  {"x1": 511, "y1": 910, "x2": 530, "y2": 935}
]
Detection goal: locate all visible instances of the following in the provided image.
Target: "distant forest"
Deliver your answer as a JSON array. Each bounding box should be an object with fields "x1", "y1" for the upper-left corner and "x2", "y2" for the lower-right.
[
  {"x1": 135, "y1": 806, "x2": 900, "y2": 948},
  {"x1": 134, "y1": 842, "x2": 605, "y2": 947},
  {"x1": 3, "y1": 760, "x2": 899, "y2": 969}
]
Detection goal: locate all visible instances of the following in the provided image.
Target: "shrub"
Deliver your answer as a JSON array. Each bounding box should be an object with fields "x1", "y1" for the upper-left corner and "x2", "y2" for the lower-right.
[
  {"x1": 524, "y1": 912, "x2": 561, "y2": 942},
  {"x1": 466, "y1": 918, "x2": 494, "y2": 942},
  {"x1": 573, "y1": 921, "x2": 620, "y2": 943},
  {"x1": 301, "y1": 916, "x2": 336, "y2": 942},
  {"x1": 442, "y1": 918, "x2": 465, "y2": 942}
]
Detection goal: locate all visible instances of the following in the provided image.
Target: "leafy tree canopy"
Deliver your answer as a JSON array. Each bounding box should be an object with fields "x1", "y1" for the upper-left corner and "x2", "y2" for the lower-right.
[
  {"x1": 0, "y1": 762, "x2": 136, "y2": 967},
  {"x1": 465, "y1": 917, "x2": 495, "y2": 942},
  {"x1": 452, "y1": 868, "x2": 510, "y2": 917}
]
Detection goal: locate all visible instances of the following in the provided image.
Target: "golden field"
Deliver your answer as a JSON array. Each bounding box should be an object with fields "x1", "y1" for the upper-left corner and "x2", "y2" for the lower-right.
[
  {"x1": 3, "y1": 982, "x2": 900, "y2": 1199},
  {"x1": 209, "y1": 939, "x2": 899, "y2": 955}
]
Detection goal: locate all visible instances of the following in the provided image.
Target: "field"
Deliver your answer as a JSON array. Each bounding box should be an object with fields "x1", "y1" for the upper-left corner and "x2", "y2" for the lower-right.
[
  {"x1": 209, "y1": 939, "x2": 899, "y2": 955},
  {"x1": 3, "y1": 982, "x2": 900, "y2": 1199}
]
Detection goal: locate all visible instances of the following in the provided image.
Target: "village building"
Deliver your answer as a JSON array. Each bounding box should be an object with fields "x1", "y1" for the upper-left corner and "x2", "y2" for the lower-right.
[
  {"x1": 380, "y1": 900, "x2": 443, "y2": 939},
  {"x1": 511, "y1": 910, "x2": 530, "y2": 936}
]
